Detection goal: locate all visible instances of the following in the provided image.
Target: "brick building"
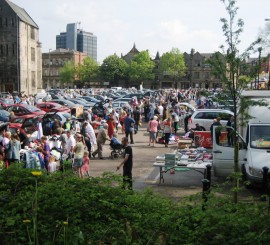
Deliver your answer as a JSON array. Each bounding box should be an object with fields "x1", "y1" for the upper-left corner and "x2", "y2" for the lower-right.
[
  {"x1": 42, "y1": 48, "x2": 88, "y2": 90},
  {"x1": 0, "y1": 0, "x2": 42, "y2": 95}
]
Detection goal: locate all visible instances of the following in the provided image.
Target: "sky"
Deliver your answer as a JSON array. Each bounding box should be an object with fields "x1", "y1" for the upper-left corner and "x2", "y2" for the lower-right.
[{"x1": 11, "y1": 0, "x2": 270, "y2": 63}]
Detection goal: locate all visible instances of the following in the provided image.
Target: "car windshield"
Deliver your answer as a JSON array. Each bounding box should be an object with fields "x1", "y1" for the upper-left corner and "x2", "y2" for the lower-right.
[
  {"x1": 25, "y1": 105, "x2": 40, "y2": 112},
  {"x1": 250, "y1": 125, "x2": 270, "y2": 149}
]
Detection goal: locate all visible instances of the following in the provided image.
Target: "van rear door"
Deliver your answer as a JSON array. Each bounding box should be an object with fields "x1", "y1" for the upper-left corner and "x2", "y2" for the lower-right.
[{"x1": 212, "y1": 126, "x2": 246, "y2": 177}]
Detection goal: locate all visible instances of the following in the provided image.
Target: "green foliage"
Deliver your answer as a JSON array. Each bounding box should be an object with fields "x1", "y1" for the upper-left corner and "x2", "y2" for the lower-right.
[
  {"x1": 159, "y1": 48, "x2": 186, "y2": 80},
  {"x1": 100, "y1": 54, "x2": 128, "y2": 85},
  {"x1": 1, "y1": 166, "x2": 270, "y2": 244},
  {"x1": 128, "y1": 50, "x2": 155, "y2": 82},
  {"x1": 76, "y1": 56, "x2": 99, "y2": 83},
  {"x1": 59, "y1": 61, "x2": 75, "y2": 84},
  {"x1": 209, "y1": 0, "x2": 262, "y2": 203}
]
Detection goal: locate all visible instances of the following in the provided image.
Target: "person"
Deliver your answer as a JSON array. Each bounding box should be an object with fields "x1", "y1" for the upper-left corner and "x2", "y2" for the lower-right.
[
  {"x1": 170, "y1": 110, "x2": 180, "y2": 134},
  {"x1": 123, "y1": 112, "x2": 135, "y2": 144},
  {"x1": 92, "y1": 123, "x2": 110, "y2": 159},
  {"x1": 119, "y1": 110, "x2": 127, "y2": 134},
  {"x1": 184, "y1": 114, "x2": 192, "y2": 133},
  {"x1": 63, "y1": 118, "x2": 71, "y2": 131},
  {"x1": 5, "y1": 133, "x2": 21, "y2": 165},
  {"x1": 191, "y1": 123, "x2": 205, "y2": 132},
  {"x1": 116, "y1": 137, "x2": 133, "y2": 190},
  {"x1": 73, "y1": 134, "x2": 85, "y2": 178},
  {"x1": 48, "y1": 155, "x2": 57, "y2": 173},
  {"x1": 107, "y1": 113, "x2": 116, "y2": 139},
  {"x1": 81, "y1": 122, "x2": 93, "y2": 157},
  {"x1": 81, "y1": 151, "x2": 90, "y2": 177},
  {"x1": 226, "y1": 115, "x2": 234, "y2": 146},
  {"x1": 65, "y1": 130, "x2": 76, "y2": 158},
  {"x1": 133, "y1": 106, "x2": 141, "y2": 134},
  {"x1": 162, "y1": 117, "x2": 172, "y2": 147},
  {"x1": 17, "y1": 129, "x2": 30, "y2": 149},
  {"x1": 37, "y1": 136, "x2": 50, "y2": 171},
  {"x1": 148, "y1": 116, "x2": 158, "y2": 147},
  {"x1": 210, "y1": 117, "x2": 222, "y2": 145}
]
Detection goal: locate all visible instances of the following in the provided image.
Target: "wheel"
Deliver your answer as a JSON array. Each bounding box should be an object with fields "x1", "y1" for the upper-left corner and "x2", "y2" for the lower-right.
[{"x1": 114, "y1": 153, "x2": 119, "y2": 158}]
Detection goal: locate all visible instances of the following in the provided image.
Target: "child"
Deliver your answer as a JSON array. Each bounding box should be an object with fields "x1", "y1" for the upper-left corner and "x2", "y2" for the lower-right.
[
  {"x1": 81, "y1": 151, "x2": 90, "y2": 177},
  {"x1": 48, "y1": 155, "x2": 57, "y2": 173},
  {"x1": 111, "y1": 133, "x2": 121, "y2": 146}
]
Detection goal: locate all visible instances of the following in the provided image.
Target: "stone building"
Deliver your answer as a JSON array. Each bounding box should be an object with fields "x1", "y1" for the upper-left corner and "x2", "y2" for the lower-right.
[
  {"x1": 121, "y1": 45, "x2": 222, "y2": 89},
  {"x1": 0, "y1": 0, "x2": 42, "y2": 94},
  {"x1": 182, "y1": 49, "x2": 223, "y2": 89},
  {"x1": 42, "y1": 48, "x2": 88, "y2": 90}
]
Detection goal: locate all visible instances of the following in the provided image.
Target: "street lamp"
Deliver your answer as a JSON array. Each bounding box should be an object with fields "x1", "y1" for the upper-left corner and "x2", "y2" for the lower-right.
[
  {"x1": 257, "y1": 47, "x2": 262, "y2": 89},
  {"x1": 266, "y1": 19, "x2": 270, "y2": 89}
]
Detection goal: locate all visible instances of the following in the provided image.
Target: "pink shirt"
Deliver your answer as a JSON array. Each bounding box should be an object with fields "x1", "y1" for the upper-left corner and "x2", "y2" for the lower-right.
[{"x1": 149, "y1": 120, "x2": 158, "y2": 133}]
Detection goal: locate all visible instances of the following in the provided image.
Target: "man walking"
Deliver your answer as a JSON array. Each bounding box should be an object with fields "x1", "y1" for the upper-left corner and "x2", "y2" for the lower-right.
[
  {"x1": 117, "y1": 137, "x2": 133, "y2": 189},
  {"x1": 133, "y1": 106, "x2": 141, "y2": 134},
  {"x1": 92, "y1": 123, "x2": 110, "y2": 159},
  {"x1": 123, "y1": 113, "x2": 135, "y2": 144}
]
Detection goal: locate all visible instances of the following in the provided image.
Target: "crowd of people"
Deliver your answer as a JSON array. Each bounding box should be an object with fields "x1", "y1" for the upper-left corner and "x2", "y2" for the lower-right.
[{"x1": 0, "y1": 87, "x2": 225, "y2": 187}]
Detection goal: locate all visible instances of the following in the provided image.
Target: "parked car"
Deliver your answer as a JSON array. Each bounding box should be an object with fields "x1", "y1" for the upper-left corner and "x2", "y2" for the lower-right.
[
  {"x1": 0, "y1": 98, "x2": 14, "y2": 109},
  {"x1": 79, "y1": 96, "x2": 100, "y2": 104},
  {"x1": 0, "y1": 109, "x2": 10, "y2": 122},
  {"x1": 68, "y1": 99, "x2": 93, "y2": 110},
  {"x1": 121, "y1": 93, "x2": 144, "y2": 102},
  {"x1": 188, "y1": 109, "x2": 234, "y2": 131},
  {"x1": 42, "y1": 111, "x2": 71, "y2": 127},
  {"x1": 6, "y1": 104, "x2": 46, "y2": 116},
  {"x1": 50, "y1": 99, "x2": 83, "y2": 117},
  {"x1": 9, "y1": 115, "x2": 42, "y2": 141},
  {"x1": 92, "y1": 94, "x2": 106, "y2": 101},
  {"x1": 36, "y1": 102, "x2": 70, "y2": 113}
]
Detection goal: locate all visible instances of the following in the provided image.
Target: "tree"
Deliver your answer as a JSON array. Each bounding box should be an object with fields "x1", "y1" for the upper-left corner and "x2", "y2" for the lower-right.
[
  {"x1": 100, "y1": 54, "x2": 128, "y2": 86},
  {"x1": 128, "y1": 50, "x2": 155, "y2": 83},
  {"x1": 77, "y1": 57, "x2": 99, "y2": 84},
  {"x1": 158, "y1": 48, "x2": 186, "y2": 88},
  {"x1": 59, "y1": 61, "x2": 75, "y2": 85},
  {"x1": 209, "y1": 0, "x2": 262, "y2": 203}
]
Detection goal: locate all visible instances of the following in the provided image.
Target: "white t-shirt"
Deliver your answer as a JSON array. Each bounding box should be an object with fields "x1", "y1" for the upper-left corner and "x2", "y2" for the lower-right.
[{"x1": 65, "y1": 135, "x2": 76, "y2": 153}]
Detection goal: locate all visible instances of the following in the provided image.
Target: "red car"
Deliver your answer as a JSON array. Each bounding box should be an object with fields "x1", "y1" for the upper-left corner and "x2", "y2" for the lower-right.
[
  {"x1": 6, "y1": 104, "x2": 45, "y2": 116},
  {"x1": 36, "y1": 102, "x2": 70, "y2": 113},
  {"x1": 9, "y1": 115, "x2": 42, "y2": 137}
]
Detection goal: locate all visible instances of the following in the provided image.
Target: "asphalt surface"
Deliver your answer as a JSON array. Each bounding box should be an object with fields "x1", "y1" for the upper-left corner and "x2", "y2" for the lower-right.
[
  {"x1": 90, "y1": 123, "x2": 213, "y2": 200},
  {"x1": 88, "y1": 123, "x2": 267, "y2": 201}
]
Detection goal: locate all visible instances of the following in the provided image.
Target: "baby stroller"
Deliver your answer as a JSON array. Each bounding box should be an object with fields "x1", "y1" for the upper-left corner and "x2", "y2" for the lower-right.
[{"x1": 110, "y1": 140, "x2": 124, "y2": 159}]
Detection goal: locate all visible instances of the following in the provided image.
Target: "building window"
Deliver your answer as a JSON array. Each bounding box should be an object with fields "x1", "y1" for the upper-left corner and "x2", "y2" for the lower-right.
[
  {"x1": 0, "y1": 17, "x2": 2, "y2": 27},
  {"x1": 5, "y1": 17, "x2": 7, "y2": 27},
  {"x1": 30, "y1": 27, "x2": 35, "y2": 39},
  {"x1": 31, "y1": 47, "x2": 35, "y2": 61},
  {"x1": 6, "y1": 44, "x2": 8, "y2": 56},
  {"x1": 12, "y1": 18, "x2": 14, "y2": 26},
  {"x1": 205, "y1": 72, "x2": 210, "y2": 79},
  {"x1": 0, "y1": 45, "x2": 3, "y2": 55},
  {"x1": 32, "y1": 71, "x2": 36, "y2": 88}
]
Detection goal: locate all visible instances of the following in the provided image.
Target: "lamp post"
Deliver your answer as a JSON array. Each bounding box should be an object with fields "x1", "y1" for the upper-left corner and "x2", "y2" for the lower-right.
[
  {"x1": 48, "y1": 49, "x2": 52, "y2": 90},
  {"x1": 266, "y1": 19, "x2": 270, "y2": 89},
  {"x1": 257, "y1": 47, "x2": 262, "y2": 89}
]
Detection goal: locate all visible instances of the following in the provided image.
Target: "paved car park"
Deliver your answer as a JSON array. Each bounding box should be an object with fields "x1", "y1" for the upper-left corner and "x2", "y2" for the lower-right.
[{"x1": 89, "y1": 124, "x2": 211, "y2": 199}]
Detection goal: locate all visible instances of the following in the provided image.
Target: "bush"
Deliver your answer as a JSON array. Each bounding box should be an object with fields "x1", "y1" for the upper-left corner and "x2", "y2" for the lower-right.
[{"x1": 0, "y1": 164, "x2": 270, "y2": 244}]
